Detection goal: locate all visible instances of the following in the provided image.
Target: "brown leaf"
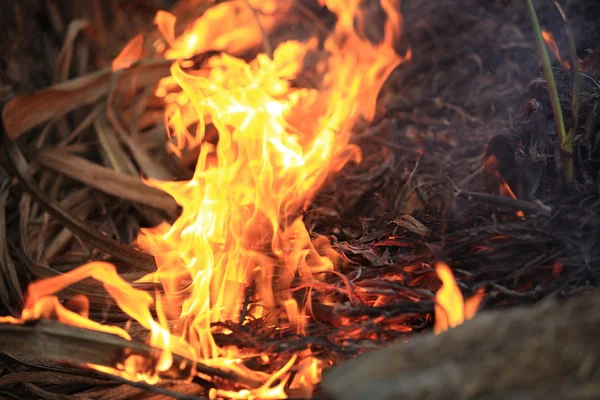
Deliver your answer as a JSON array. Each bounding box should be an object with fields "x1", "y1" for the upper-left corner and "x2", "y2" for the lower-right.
[
  {"x1": 95, "y1": 116, "x2": 138, "y2": 175},
  {"x1": 0, "y1": 167, "x2": 23, "y2": 313},
  {"x1": 112, "y1": 34, "x2": 145, "y2": 71},
  {"x1": 54, "y1": 19, "x2": 92, "y2": 83},
  {"x1": 43, "y1": 197, "x2": 95, "y2": 261},
  {"x1": 391, "y1": 215, "x2": 430, "y2": 237},
  {"x1": 2, "y1": 59, "x2": 172, "y2": 140},
  {"x1": 36, "y1": 147, "x2": 179, "y2": 216}
]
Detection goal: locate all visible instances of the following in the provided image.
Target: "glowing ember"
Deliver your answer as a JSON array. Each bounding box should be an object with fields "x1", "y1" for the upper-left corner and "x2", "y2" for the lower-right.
[
  {"x1": 433, "y1": 262, "x2": 484, "y2": 334},
  {"x1": 2, "y1": 0, "x2": 408, "y2": 397}
]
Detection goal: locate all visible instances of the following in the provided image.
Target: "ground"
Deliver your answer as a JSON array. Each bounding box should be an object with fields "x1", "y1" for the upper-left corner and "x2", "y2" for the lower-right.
[{"x1": 1, "y1": 0, "x2": 599, "y2": 399}]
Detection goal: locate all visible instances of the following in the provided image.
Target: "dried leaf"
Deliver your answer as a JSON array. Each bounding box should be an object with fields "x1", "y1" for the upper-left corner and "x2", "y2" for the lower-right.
[
  {"x1": 44, "y1": 198, "x2": 95, "y2": 261},
  {"x1": 105, "y1": 78, "x2": 173, "y2": 181},
  {"x1": 21, "y1": 383, "x2": 71, "y2": 400},
  {"x1": 2, "y1": 132, "x2": 157, "y2": 272},
  {"x1": 392, "y1": 215, "x2": 430, "y2": 237},
  {"x1": 0, "y1": 167, "x2": 23, "y2": 313},
  {"x1": 94, "y1": 116, "x2": 138, "y2": 175},
  {"x1": 55, "y1": 19, "x2": 92, "y2": 83},
  {"x1": 112, "y1": 34, "x2": 145, "y2": 71},
  {"x1": 2, "y1": 60, "x2": 172, "y2": 140},
  {"x1": 94, "y1": 115, "x2": 170, "y2": 226},
  {"x1": 36, "y1": 147, "x2": 178, "y2": 216}
]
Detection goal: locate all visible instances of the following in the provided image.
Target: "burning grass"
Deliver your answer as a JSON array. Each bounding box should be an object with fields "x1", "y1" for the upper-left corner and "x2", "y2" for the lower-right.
[{"x1": 1, "y1": 0, "x2": 600, "y2": 399}]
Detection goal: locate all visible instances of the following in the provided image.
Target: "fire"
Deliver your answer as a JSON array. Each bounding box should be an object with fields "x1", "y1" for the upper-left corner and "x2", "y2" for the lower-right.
[
  {"x1": 3, "y1": 0, "x2": 408, "y2": 397},
  {"x1": 542, "y1": 30, "x2": 567, "y2": 69},
  {"x1": 483, "y1": 153, "x2": 524, "y2": 218},
  {"x1": 433, "y1": 262, "x2": 484, "y2": 334},
  {"x1": 541, "y1": 30, "x2": 583, "y2": 70},
  {"x1": 499, "y1": 181, "x2": 525, "y2": 218}
]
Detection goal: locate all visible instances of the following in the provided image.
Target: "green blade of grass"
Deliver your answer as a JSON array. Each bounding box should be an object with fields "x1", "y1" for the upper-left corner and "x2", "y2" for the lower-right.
[
  {"x1": 552, "y1": 0, "x2": 580, "y2": 149},
  {"x1": 525, "y1": 0, "x2": 572, "y2": 182}
]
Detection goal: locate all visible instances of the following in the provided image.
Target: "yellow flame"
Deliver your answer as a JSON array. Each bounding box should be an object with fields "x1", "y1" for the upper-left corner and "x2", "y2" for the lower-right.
[
  {"x1": 434, "y1": 262, "x2": 484, "y2": 334},
  {"x1": 5, "y1": 1, "x2": 408, "y2": 397}
]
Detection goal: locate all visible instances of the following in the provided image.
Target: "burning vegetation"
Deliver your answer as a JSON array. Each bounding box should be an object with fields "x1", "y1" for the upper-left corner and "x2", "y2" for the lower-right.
[{"x1": 1, "y1": 0, "x2": 600, "y2": 399}]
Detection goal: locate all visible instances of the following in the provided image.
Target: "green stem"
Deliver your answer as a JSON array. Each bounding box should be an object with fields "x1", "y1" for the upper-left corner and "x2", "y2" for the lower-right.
[
  {"x1": 552, "y1": 0, "x2": 580, "y2": 180},
  {"x1": 524, "y1": 0, "x2": 573, "y2": 182}
]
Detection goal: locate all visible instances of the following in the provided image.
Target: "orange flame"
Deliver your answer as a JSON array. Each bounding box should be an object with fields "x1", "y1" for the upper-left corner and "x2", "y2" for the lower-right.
[
  {"x1": 484, "y1": 154, "x2": 524, "y2": 218},
  {"x1": 542, "y1": 30, "x2": 572, "y2": 70},
  {"x1": 499, "y1": 181, "x2": 524, "y2": 218},
  {"x1": 4, "y1": 0, "x2": 408, "y2": 397},
  {"x1": 433, "y1": 262, "x2": 484, "y2": 334}
]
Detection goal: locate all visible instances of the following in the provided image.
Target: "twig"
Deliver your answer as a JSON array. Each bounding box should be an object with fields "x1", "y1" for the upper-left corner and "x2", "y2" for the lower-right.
[{"x1": 455, "y1": 190, "x2": 551, "y2": 215}]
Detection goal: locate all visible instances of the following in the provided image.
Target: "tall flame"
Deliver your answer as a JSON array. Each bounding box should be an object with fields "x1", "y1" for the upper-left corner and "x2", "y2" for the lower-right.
[{"x1": 3, "y1": 0, "x2": 408, "y2": 397}]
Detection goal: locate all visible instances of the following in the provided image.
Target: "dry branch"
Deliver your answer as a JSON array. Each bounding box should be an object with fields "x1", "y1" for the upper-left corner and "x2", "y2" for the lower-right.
[{"x1": 323, "y1": 292, "x2": 600, "y2": 400}]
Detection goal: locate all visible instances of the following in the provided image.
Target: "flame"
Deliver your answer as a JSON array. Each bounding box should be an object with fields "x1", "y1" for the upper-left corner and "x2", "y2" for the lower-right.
[
  {"x1": 499, "y1": 181, "x2": 524, "y2": 218},
  {"x1": 484, "y1": 154, "x2": 524, "y2": 218},
  {"x1": 433, "y1": 262, "x2": 484, "y2": 334},
  {"x1": 541, "y1": 30, "x2": 583, "y2": 70},
  {"x1": 541, "y1": 30, "x2": 573, "y2": 70},
  {"x1": 4, "y1": 0, "x2": 408, "y2": 397}
]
